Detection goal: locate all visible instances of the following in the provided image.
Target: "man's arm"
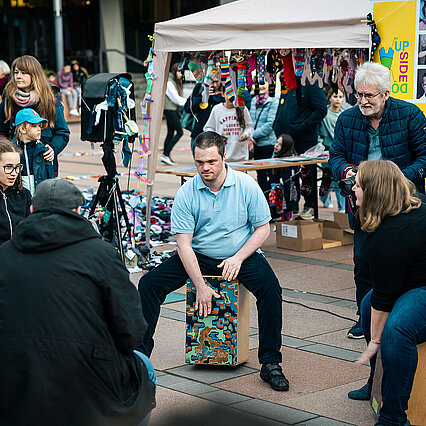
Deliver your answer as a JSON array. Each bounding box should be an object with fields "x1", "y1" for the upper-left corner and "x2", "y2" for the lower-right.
[
  {"x1": 400, "y1": 106, "x2": 426, "y2": 183},
  {"x1": 217, "y1": 223, "x2": 270, "y2": 281},
  {"x1": 328, "y1": 116, "x2": 355, "y2": 179},
  {"x1": 176, "y1": 233, "x2": 220, "y2": 317}
]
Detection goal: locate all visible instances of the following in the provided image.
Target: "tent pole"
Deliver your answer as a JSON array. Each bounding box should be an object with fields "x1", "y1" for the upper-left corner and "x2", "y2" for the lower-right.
[{"x1": 145, "y1": 50, "x2": 172, "y2": 249}]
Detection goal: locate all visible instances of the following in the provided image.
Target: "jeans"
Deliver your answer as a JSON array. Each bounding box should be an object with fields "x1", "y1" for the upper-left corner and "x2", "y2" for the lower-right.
[
  {"x1": 133, "y1": 350, "x2": 157, "y2": 426},
  {"x1": 360, "y1": 287, "x2": 426, "y2": 425},
  {"x1": 320, "y1": 180, "x2": 346, "y2": 211},
  {"x1": 253, "y1": 144, "x2": 274, "y2": 194},
  {"x1": 163, "y1": 109, "x2": 183, "y2": 157},
  {"x1": 353, "y1": 225, "x2": 374, "y2": 314},
  {"x1": 60, "y1": 88, "x2": 78, "y2": 110},
  {"x1": 138, "y1": 252, "x2": 283, "y2": 365}
]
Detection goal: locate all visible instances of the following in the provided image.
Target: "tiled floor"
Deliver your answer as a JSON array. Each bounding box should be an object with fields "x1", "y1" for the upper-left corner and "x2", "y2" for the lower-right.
[{"x1": 59, "y1": 121, "x2": 378, "y2": 425}]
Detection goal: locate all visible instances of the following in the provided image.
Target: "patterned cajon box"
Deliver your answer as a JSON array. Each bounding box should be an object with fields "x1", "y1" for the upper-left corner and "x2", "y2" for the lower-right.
[{"x1": 186, "y1": 276, "x2": 249, "y2": 366}]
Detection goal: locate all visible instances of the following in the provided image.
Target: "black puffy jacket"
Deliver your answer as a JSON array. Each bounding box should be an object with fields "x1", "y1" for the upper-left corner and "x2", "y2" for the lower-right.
[{"x1": 0, "y1": 206, "x2": 155, "y2": 425}]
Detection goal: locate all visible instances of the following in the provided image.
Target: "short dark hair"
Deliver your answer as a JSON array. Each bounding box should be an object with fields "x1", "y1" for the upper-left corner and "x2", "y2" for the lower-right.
[{"x1": 192, "y1": 131, "x2": 225, "y2": 158}]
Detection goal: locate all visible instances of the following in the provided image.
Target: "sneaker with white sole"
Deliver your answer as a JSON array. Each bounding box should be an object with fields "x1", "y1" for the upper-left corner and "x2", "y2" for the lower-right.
[
  {"x1": 298, "y1": 207, "x2": 314, "y2": 220},
  {"x1": 347, "y1": 319, "x2": 364, "y2": 339},
  {"x1": 160, "y1": 155, "x2": 177, "y2": 166},
  {"x1": 69, "y1": 108, "x2": 79, "y2": 116}
]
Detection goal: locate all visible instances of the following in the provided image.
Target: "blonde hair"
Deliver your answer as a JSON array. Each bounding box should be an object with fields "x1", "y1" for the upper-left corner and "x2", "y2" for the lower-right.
[
  {"x1": 3, "y1": 56, "x2": 56, "y2": 127},
  {"x1": 14, "y1": 121, "x2": 47, "y2": 141},
  {"x1": 357, "y1": 159, "x2": 421, "y2": 232}
]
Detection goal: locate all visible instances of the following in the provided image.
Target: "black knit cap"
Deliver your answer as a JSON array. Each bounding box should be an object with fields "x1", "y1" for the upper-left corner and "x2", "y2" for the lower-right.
[{"x1": 32, "y1": 179, "x2": 84, "y2": 211}]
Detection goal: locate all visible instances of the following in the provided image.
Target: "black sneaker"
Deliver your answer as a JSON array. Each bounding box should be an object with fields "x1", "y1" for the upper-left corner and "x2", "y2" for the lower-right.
[
  {"x1": 347, "y1": 319, "x2": 364, "y2": 339},
  {"x1": 260, "y1": 363, "x2": 289, "y2": 391}
]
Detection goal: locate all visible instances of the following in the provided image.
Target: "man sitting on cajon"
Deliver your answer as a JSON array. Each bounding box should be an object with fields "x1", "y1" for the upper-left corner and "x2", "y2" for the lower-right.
[{"x1": 138, "y1": 131, "x2": 288, "y2": 391}]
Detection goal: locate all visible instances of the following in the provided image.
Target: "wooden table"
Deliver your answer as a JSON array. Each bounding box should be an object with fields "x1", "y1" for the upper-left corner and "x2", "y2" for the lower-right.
[{"x1": 157, "y1": 157, "x2": 329, "y2": 218}]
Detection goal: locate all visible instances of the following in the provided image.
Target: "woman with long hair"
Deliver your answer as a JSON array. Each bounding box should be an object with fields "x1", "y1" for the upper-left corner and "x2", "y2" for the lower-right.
[
  {"x1": 203, "y1": 86, "x2": 253, "y2": 163},
  {"x1": 161, "y1": 62, "x2": 186, "y2": 165},
  {"x1": 0, "y1": 139, "x2": 31, "y2": 245},
  {"x1": 0, "y1": 55, "x2": 69, "y2": 174},
  {"x1": 348, "y1": 159, "x2": 426, "y2": 426}
]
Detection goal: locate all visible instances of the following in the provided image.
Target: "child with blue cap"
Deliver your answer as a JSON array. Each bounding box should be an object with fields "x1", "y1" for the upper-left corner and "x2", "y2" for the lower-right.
[{"x1": 13, "y1": 108, "x2": 55, "y2": 195}]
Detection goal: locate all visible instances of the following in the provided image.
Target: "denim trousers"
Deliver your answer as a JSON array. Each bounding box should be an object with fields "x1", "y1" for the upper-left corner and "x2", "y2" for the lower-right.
[
  {"x1": 353, "y1": 226, "x2": 374, "y2": 314},
  {"x1": 360, "y1": 287, "x2": 426, "y2": 425},
  {"x1": 138, "y1": 251, "x2": 283, "y2": 365}
]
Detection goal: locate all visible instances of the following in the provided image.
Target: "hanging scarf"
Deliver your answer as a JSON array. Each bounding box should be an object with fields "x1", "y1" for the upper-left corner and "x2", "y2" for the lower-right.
[
  {"x1": 256, "y1": 93, "x2": 268, "y2": 106},
  {"x1": 13, "y1": 89, "x2": 39, "y2": 108}
]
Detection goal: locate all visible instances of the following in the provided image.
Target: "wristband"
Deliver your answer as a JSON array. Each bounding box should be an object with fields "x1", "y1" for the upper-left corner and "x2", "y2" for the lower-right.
[{"x1": 371, "y1": 338, "x2": 381, "y2": 345}]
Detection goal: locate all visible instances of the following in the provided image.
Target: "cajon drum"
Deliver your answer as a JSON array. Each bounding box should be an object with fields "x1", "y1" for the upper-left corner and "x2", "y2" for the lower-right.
[
  {"x1": 371, "y1": 342, "x2": 426, "y2": 425},
  {"x1": 185, "y1": 276, "x2": 249, "y2": 366}
]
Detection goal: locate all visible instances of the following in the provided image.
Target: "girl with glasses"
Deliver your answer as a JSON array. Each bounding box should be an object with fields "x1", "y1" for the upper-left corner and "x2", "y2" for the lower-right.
[{"x1": 0, "y1": 139, "x2": 31, "y2": 245}]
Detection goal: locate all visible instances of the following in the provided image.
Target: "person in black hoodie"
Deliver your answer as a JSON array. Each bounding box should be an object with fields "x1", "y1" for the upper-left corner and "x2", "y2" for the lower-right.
[
  {"x1": 273, "y1": 81, "x2": 327, "y2": 219},
  {"x1": 0, "y1": 139, "x2": 31, "y2": 245},
  {"x1": 0, "y1": 179, "x2": 156, "y2": 425}
]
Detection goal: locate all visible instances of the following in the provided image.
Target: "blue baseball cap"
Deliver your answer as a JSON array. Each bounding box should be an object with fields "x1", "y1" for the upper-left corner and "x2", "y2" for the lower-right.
[{"x1": 13, "y1": 108, "x2": 48, "y2": 127}]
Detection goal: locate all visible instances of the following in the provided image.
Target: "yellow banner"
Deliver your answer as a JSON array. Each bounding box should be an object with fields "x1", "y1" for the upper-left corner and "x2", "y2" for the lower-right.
[{"x1": 373, "y1": 0, "x2": 426, "y2": 114}]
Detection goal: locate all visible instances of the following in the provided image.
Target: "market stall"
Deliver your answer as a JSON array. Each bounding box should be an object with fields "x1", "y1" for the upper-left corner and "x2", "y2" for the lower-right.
[{"x1": 142, "y1": 0, "x2": 370, "y2": 245}]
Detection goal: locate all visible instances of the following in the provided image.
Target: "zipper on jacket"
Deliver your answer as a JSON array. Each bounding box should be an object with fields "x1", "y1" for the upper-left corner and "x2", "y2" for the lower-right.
[{"x1": 1, "y1": 190, "x2": 13, "y2": 239}]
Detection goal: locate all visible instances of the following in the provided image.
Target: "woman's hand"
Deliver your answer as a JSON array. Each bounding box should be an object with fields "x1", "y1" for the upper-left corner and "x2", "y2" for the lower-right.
[
  {"x1": 355, "y1": 341, "x2": 380, "y2": 365},
  {"x1": 43, "y1": 145, "x2": 55, "y2": 163},
  {"x1": 239, "y1": 133, "x2": 248, "y2": 142}
]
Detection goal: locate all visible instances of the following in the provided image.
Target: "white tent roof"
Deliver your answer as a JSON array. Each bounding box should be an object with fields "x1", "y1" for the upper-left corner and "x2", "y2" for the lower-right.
[{"x1": 154, "y1": 0, "x2": 370, "y2": 52}]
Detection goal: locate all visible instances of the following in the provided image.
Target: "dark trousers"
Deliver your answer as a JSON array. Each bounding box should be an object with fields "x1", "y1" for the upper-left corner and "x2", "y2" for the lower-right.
[
  {"x1": 360, "y1": 287, "x2": 426, "y2": 425},
  {"x1": 353, "y1": 225, "x2": 374, "y2": 314},
  {"x1": 138, "y1": 251, "x2": 283, "y2": 365},
  {"x1": 303, "y1": 165, "x2": 316, "y2": 209},
  {"x1": 253, "y1": 145, "x2": 274, "y2": 194},
  {"x1": 163, "y1": 110, "x2": 183, "y2": 157}
]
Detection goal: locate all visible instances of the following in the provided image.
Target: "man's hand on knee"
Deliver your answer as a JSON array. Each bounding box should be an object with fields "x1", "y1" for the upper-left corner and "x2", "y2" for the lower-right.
[
  {"x1": 217, "y1": 255, "x2": 243, "y2": 282},
  {"x1": 195, "y1": 284, "x2": 221, "y2": 317}
]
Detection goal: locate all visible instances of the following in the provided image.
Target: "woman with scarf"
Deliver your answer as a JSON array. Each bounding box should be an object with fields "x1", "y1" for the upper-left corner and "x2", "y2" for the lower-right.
[
  {"x1": 249, "y1": 81, "x2": 279, "y2": 193},
  {"x1": 0, "y1": 55, "x2": 69, "y2": 175}
]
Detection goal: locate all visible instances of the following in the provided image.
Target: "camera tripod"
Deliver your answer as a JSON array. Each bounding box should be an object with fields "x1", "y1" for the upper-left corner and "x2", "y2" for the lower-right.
[{"x1": 88, "y1": 174, "x2": 132, "y2": 264}]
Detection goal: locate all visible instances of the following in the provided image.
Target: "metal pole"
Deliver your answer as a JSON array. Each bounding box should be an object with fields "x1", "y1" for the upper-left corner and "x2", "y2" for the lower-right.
[{"x1": 53, "y1": 0, "x2": 64, "y2": 71}]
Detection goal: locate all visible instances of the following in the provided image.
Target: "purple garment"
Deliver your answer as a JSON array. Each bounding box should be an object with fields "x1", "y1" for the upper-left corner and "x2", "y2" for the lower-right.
[{"x1": 57, "y1": 69, "x2": 73, "y2": 89}]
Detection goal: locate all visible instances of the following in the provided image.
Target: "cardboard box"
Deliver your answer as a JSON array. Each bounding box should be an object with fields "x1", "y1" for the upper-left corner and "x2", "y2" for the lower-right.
[
  {"x1": 276, "y1": 220, "x2": 323, "y2": 251},
  {"x1": 321, "y1": 212, "x2": 354, "y2": 246}
]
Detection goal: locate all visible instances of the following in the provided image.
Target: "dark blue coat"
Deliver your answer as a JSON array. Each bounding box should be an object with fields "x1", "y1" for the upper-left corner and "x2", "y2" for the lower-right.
[
  {"x1": 17, "y1": 140, "x2": 55, "y2": 187},
  {"x1": 0, "y1": 94, "x2": 70, "y2": 172},
  {"x1": 329, "y1": 97, "x2": 426, "y2": 186}
]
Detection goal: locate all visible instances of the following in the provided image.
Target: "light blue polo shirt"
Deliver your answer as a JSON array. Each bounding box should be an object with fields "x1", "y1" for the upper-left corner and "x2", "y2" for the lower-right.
[{"x1": 171, "y1": 166, "x2": 271, "y2": 259}]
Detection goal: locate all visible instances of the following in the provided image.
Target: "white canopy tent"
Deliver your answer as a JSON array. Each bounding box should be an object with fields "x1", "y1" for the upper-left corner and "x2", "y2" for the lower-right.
[{"x1": 144, "y1": 0, "x2": 370, "y2": 245}]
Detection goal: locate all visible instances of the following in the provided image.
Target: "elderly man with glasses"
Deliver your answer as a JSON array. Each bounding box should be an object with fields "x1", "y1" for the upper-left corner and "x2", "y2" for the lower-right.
[{"x1": 328, "y1": 62, "x2": 426, "y2": 403}]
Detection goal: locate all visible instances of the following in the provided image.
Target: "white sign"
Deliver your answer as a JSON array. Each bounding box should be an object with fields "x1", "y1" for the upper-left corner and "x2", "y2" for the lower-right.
[{"x1": 281, "y1": 224, "x2": 298, "y2": 238}]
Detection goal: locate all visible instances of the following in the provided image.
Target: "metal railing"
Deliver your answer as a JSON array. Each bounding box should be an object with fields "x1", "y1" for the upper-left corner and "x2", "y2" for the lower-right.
[{"x1": 99, "y1": 49, "x2": 144, "y2": 73}]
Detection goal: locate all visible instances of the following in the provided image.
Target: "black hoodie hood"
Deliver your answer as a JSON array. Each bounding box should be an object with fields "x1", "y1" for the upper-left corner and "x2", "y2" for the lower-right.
[{"x1": 12, "y1": 205, "x2": 100, "y2": 253}]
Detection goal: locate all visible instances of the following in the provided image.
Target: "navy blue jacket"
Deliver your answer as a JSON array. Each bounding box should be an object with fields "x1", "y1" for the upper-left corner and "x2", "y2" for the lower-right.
[
  {"x1": 329, "y1": 97, "x2": 426, "y2": 186},
  {"x1": 17, "y1": 140, "x2": 55, "y2": 187}
]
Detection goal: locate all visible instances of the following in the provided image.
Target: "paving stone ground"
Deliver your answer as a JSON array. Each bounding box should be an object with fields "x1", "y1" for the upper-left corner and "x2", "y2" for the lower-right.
[{"x1": 60, "y1": 121, "x2": 377, "y2": 425}]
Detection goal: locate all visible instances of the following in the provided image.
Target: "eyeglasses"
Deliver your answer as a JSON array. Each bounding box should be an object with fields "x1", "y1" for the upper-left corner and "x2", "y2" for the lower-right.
[
  {"x1": 2, "y1": 164, "x2": 24, "y2": 174},
  {"x1": 354, "y1": 92, "x2": 381, "y2": 100}
]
